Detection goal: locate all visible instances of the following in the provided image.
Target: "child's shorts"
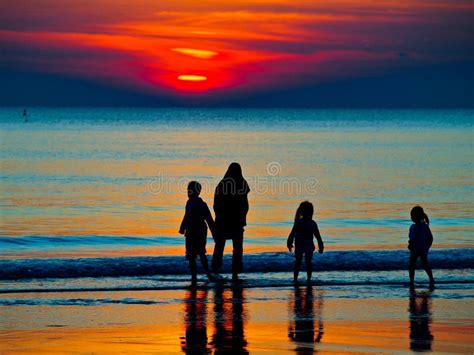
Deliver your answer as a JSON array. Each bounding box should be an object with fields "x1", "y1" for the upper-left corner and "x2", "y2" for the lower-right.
[
  {"x1": 185, "y1": 235, "x2": 206, "y2": 260},
  {"x1": 295, "y1": 239, "x2": 315, "y2": 258},
  {"x1": 409, "y1": 251, "x2": 429, "y2": 267},
  {"x1": 295, "y1": 249, "x2": 314, "y2": 259}
]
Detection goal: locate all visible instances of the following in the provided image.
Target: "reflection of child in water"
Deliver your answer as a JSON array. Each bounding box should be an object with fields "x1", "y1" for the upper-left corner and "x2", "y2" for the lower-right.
[
  {"x1": 408, "y1": 206, "x2": 435, "y2": 288},
  {"x1": 287, "y1": 201, "x2": 324, "y2": 283},
  {"x1": 179, "y1": 181, "x2": 215, "y2": 283}
]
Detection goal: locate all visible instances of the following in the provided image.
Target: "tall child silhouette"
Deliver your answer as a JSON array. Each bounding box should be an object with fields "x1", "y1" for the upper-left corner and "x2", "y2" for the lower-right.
[
  {"x1": 408, "y1": 206, "x2": 435, "y2": 289},
  {"x1": 179, "y1": 181, "x2": 215, "y2": 284}
]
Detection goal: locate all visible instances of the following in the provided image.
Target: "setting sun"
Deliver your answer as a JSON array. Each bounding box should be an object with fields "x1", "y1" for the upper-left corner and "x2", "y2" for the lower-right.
[{"x1": 177, "y1": 75, "x2": 208, "y2": 82}]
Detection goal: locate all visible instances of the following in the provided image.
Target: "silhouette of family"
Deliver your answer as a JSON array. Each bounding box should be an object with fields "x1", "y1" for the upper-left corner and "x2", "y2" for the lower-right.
[
  {"x1": 179, "y1": 162, "x2": 435, "y2": 287},
  {"x1": 179, "y1": 162, "x2": 249, "y2": 282}
]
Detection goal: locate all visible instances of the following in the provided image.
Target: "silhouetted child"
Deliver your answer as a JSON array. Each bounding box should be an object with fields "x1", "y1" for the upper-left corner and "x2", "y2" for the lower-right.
[
  {"x1": 179, "y1": 181, "x2": 215, "y2": 284},
  {"x1": 287, "y1": 201, "x2": 324, "y2": 283},
  {"x1": 408, "y1": 206, "x2": 435, "y2": 288}
]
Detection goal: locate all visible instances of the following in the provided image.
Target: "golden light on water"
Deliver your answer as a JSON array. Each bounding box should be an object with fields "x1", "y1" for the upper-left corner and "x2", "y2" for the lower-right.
[{"x1": 178, "y1": 75, "x2": 208, "y2": 82}]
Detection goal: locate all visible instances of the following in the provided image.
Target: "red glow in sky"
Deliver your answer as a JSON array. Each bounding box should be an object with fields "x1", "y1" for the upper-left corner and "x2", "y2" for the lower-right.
[{"x1": 0, "y1": 0, "x2": 472, "y2": 101}]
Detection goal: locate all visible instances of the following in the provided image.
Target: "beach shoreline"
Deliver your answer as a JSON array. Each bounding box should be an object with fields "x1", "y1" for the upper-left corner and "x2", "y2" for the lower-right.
[{"x1": 1, "y1": 271, "x2": 473, "y2": 353}]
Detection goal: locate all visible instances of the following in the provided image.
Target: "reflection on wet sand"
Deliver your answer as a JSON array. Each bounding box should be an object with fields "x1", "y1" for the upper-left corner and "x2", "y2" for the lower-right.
[
  {"x1": 182, "y1": 284, "x2": 248, "y2": 354},
  {"x1": 288, "y1": 285, "x2": 324, "y2": 353},
  {"x1": 181, "y1": 287, "x2": 210, "y2": 354},
  {"x1": 409, "y1": 290, "x2": 433, "y2": 352},
  {"x1": 212, "y1": 285, "x2": 248, "y2": 354}
]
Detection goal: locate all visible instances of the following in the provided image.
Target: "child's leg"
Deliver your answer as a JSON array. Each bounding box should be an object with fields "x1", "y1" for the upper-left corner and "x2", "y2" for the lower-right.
[
  {"x1": 420, "y1": 253, "x2": 435, "y2": 285},
  {"x1": 294, "y1": 252, "x2": 303, "y2": 282},
  {"x1": 199, "y1": 253, "x2": 213, "y2": 279},
  {"x1": 409, "y1": 253, "x2": 418, "y2": 286},
  {"x1": 188, "y1": 257, "x2": 197, "y2": 283},
  {"x1": 305, "y1": 252, "x2": 313, "y2": 281}
]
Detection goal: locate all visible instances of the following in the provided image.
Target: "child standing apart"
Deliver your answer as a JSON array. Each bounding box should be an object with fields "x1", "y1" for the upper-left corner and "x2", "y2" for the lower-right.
[
  {"x1": 179, "y1": 181, "x2": 215, "y2": 284},
  {"x1": 287, "y1": 201, "x2": 324, "y2": 283},
  {"x1": 408, "y1": 206, "x2": 435, "y2": 289}
]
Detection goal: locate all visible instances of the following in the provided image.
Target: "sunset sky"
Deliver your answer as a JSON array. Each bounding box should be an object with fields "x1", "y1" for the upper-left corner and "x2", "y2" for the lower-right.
[{"x1": 0, "y1": 0, "x2": 473, "y2": 106}]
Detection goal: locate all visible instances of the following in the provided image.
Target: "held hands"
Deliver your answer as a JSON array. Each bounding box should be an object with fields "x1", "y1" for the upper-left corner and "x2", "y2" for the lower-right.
[
  {"x1": 287, "y1": 244, "x2": 293, "y2": 252},
  {"x1": 318, "y1": 243, "x2": 324, "y2": 254},
  {"x1": 211, "y1": 227, "x2": 220, "y2": 243},
  {"x1": 179, "y1": 229, "x2": 185, "y2": 235}
]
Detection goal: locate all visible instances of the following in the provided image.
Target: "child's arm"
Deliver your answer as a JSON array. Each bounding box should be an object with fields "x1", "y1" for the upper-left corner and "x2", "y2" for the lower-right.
[
  {"x1": 179, "y1": 217, "x2": 186, "y2": 235},
  {"x1": 287, "y1": 225, "x2": 296, "y2": 252},
  {"x1": 427, "y1": 225, "x2": 433, "y2": 249},
  {"x1": 203, "y1": 204, "x2": 217, "y2": 241},
  {"x1": 314, "y1": 222, "x2": 324, "y2": 254},
  {"x1": 408, "y1": 225, "x2": 414, "y2": 250},
  {"x1": 179, "y1": 202, "x2": 189, "y2": 235}
]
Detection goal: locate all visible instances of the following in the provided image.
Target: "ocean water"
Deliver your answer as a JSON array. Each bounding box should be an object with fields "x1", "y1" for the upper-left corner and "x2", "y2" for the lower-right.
[{"x1": 0, "y1": 108, "x2": 473, "y2": 266}]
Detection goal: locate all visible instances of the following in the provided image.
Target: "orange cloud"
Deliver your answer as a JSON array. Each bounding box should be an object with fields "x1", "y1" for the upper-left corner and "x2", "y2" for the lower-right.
[{"x1": 171, "y1": 48, "x2": 218, "y2": 59}]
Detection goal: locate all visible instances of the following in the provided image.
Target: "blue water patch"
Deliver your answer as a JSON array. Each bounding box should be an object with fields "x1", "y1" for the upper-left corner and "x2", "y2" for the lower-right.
[
  {"x1": 1, "y1": 108, "x2": 473, "y2": 252},
  {"x1": 0, "y1": 235, "x2": 184, "y2": 250},
  {"x1": 1, "y1": 108, "x2": 473, "y2": 130}
]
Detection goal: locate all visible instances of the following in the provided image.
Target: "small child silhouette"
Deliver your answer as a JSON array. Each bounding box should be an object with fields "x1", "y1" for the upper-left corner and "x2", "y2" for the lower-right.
[
  {"x1": 287, "y1": 201, "x2": 324, "y2": 283},
  {"x1": 179, "y1": 181, "x2": 215, "y2": 284},
  {"x1": 408, "y1": 206, "x2": 435, "y2": 289}
]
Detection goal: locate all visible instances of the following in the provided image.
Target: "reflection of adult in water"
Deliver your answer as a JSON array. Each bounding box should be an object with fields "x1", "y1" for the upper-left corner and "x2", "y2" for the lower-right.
[
  {"x1": 211, "y1": 285, "x2": 248, "y2": 354},
  {"x1": 212, "y1": 163, "x2": 250, "y2": 279},
  {"x1": 409, "y1": 290, "x2": 433, "y2": 351},
  {"x1": 288, "y1": 285, "x2": 324, "y2": 353},
  {"x1": 181, "y1": 287, "x2": 209, "y2": 354}
]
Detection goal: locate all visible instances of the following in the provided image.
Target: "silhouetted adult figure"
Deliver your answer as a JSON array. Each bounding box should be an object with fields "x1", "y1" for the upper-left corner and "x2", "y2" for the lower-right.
[
  {"x1": 409, "y1": 290, "x2": 433, "y2": 351},
  {"x1": 212, "y1": 163, "x2": 250, "y2": 279}
]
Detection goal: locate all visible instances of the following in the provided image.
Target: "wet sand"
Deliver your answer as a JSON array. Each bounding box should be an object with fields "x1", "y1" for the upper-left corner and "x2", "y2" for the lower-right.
[{"x1": 1, "y1": 277, "x2": 473, "y2": 354}]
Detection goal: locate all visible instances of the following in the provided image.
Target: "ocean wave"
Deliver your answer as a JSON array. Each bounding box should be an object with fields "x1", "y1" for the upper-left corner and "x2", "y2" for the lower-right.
[
  {"x1": 0, "y1": 297, "x2": 162, "y2": 306},
  {"x1": 0, "y1": 249, "x2": 472, "y2": 280}
]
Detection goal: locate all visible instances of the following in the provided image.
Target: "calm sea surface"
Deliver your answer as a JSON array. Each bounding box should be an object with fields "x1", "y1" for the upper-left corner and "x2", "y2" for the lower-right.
[{"x1": 0, "y1": 108, "x2": 472, "y2": 258}]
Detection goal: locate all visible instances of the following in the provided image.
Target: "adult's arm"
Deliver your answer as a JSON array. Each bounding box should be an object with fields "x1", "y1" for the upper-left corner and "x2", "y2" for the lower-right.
[
  {"x1": 213, "y1": 183, "x2": 222, "y2": 215},
  {"x1": 240, "y1": 193, "x2": 249, "y2": 225},
  {"x1": 243, "y1": 193, "x2": 249, "y2": 215}
]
